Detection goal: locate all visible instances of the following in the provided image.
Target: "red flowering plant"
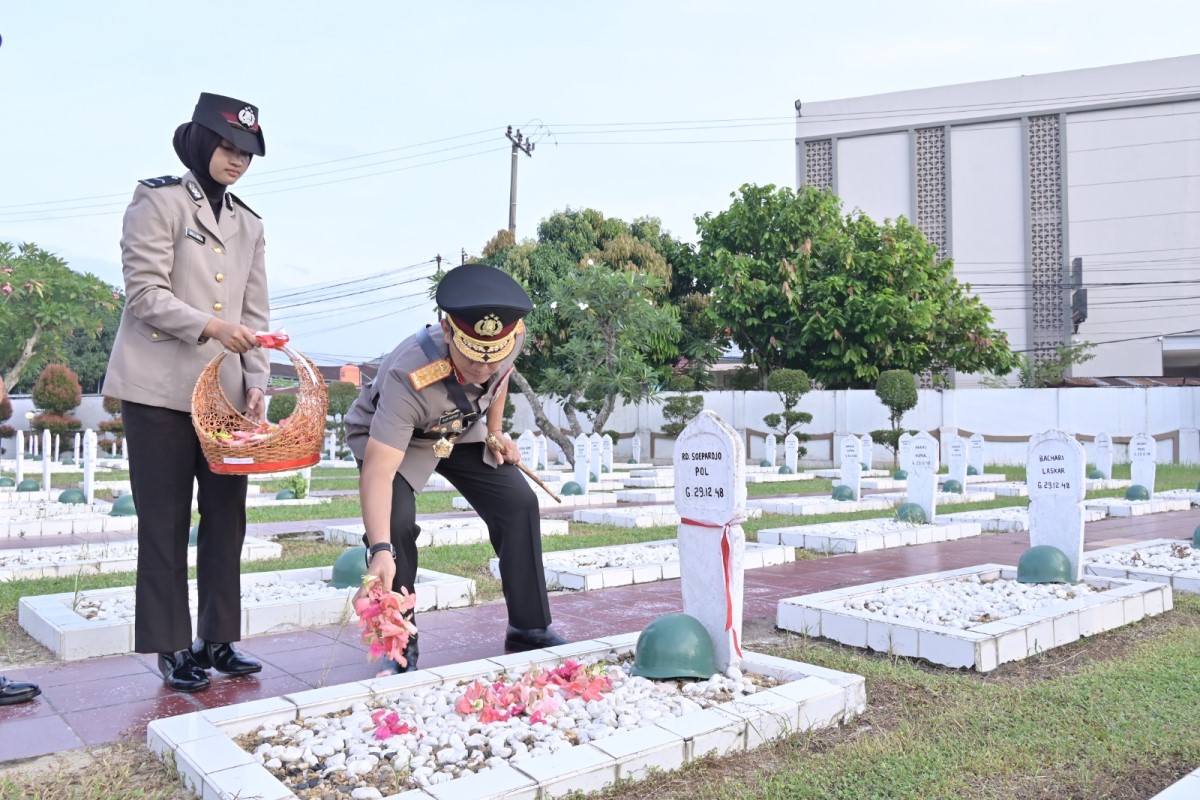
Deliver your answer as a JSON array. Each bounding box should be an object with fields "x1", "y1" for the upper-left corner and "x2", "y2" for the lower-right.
[
  {"x1": 354, "y1": 576, "x2": 417, "y2": 676},
  {"x1": 455, "y1": 659, "x2": 613, "y2": 725}
]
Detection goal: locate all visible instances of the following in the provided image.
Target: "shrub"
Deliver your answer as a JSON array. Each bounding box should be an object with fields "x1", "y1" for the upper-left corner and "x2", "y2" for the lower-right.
[
  {"x1": 98, "y1": 418, "x2": 124, "y2": 447},
  {"x1": 661, "y1": 395, "x2": 705, "y2": 437},
  {"x1": 662, "y1": 373, "x2": 696, "y2": 392},
  {"x1": 31, "y1": 412, "x2": 82, "y2": 439},
  {"x1": 875, "y1": 370, "x2": 918, "y2": 468},
  {"x1": 32, "y1": 364, "x2": 82, "y2": 415},
  {"x1": 728, "y1": 366, "x2": 762, "y2": 391},
  {"x1": 763, "y1": 368, "x2": 813, "y2": 457},
  {"x1": 0, "y1": 394, "x2": 11, "y2": 424},
  {"x1": 267, "y1": 393, "x2": 298, "y2": 424},
  {"x1": 102, "y1": 395, "x2": 122, "y2": 416}
]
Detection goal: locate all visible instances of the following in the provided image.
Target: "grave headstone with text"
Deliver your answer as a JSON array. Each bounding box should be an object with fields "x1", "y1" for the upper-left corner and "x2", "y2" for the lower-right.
[
  {"x1": 41, "y1": 430, "x2": 52, "y2": 490},
  {"x1": 73, "y1": 432, "x2": 81, "y2": 463},
  {"x1": 631, "y1": 434, "x2": 642, "y2": 465},
  {"x1": 83, "y1": 429, "x2": 97, "y2": 503},
  {"x1": 602, "y1": 435, "x2": 614, "y2": 474},
  {"x1": 573, "y1": 435, "x2": 590, "y2": 494},
  {"x1": 784, "y1": 433, "x2": 799, "y2": 472},
  {"x1": 1094, "y1": 432, "x2": 1113, "y2": 479},
  {"x1": 517, "y1": 430, "x2": 536, "y2": 472},
  {"x1": 947, "y1": 436, "x2": 968, "y2": 489},
  {"x1": 898, "y1": 432, "x2": 914, "y2": 473},
  {"x1": 589, "y1": 433, "x2": 604, "y2": 482},
  {"x1": 908, "y1": 432, "x2": 940, "y2": 522},
  {"x1": 968, "y1": 433, "x2": 985, "y2": 475},
  {"x1": 14, "y1": 431, "x2": 24, "y2": 483},
  {"x1": 763, "y1": 433, "x2": 777, "y2": 467},
  {"x1": 859, "y1": 434, "x2": 873, "y2": 469},
  {"x1": 839, "y1": 436, "x2": 862, "y2": 500},
  {"x1": 1027, "y1": 429, "x2": 1086, "y2": 580},
  {"x1": 1129, "y1": 433, "x2": 1156, "y2": 496},
  {"x1": 674, "y1": 410, "x2": 746, "y2": 671}
]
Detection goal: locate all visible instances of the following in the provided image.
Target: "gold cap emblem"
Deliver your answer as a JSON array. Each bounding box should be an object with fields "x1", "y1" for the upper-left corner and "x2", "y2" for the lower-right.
[{"x1": 474, "y1": 314, "x2": 503, "y2": 337}]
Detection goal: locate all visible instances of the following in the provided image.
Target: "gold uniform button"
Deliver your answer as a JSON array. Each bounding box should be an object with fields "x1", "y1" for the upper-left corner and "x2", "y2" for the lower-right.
[
  {"x1": 150, "y1": 332, "x2": 159, "y2": 339},
  {"x1": 215, "y1": 273, "x2": 225, "y2": 283},
  {"x1": 213, "y1": 302, "x2": 223, "y2": 312},
  {"x1": 213, "y1": 247, "x2": 223, "y2": 254}
]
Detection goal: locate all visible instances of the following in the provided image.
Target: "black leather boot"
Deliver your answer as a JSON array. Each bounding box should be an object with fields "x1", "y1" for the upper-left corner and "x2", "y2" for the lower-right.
[
  {"x1": 504, "y1": 625, "x2": 569, "y2": 652},
  {"x1": 0, "y1": 675, "x2": 41, "y2": 705},
  {"x1": 158, "y1": 649, "x2": 210, "y2": 692},
  {"x1": 190, "y1": 639, "x2": 262, "y2": 676}
]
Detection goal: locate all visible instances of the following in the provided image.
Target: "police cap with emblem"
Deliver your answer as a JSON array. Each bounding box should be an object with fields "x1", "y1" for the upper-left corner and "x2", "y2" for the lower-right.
[
  {"x1": 437, "y1": 264, "x2": 532, "y2": 363},
  {"x1": 192, "y1": 92, "x2": 265, "y2": 157}
]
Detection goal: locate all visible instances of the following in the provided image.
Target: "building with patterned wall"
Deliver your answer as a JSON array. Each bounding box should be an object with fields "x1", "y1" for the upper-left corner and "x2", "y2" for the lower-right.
[{"x1": 795, "y1": 55, "x2": 1200, "y2": 385}]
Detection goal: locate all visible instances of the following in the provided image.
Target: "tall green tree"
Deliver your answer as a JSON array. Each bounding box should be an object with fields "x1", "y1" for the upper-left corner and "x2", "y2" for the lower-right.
[
  {"x1": 695, "y1": 184, "x2": 1017, "y2": 388},
  {"x1": 1, "y1": 242, "x2": 121, "y2": 391},
  {"x1": 59, "y1": 297, "x2": 124, "y2": 394}
]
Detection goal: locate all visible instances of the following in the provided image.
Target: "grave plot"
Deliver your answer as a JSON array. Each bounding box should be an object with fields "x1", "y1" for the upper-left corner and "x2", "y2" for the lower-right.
[
  {"x1": 496, "y1": 539, "x2": 794, "y2": 591},
  {"x1": 146, "y1": 634, "x2": 865, "y2": 800},
  {"x1": 1085, "y1": 539, "x2": 1200, "y2": 593},
  {"x1": 871, "y1": 489, "x2": 998, "y2": 505},
  {"x1": 969, "y1": 481, "x2": 1027, "y2": 497},
  {"x1": 18, "y1": 566, "x2": 475, "y2": 661},
  {"x1": 750, "y1": 496, "x2": 893, "y2": 516},
  {"x1": 1155, "y1": 489, "x2": 1200, "y2": 506},
  {"x1": 244, "y1": 494, "x2": 331, "y2": 508},
  {"x1": 938, "y1": 473, "x2": 1007, "y2": 485},
  {"x1": 807, "y1": 468, "x2": 891, "y2": 479},
  {"x1": 860, "y1": 477, "x2": 907, "y2": 491},
  {"x1": 574, "y1": 505, "x2": 764, "y2": 529},
  {"x1": 758, "y1": 518, "x2": 984, "y2": 555},
  {"x1": 1086, "y1": 478, "x2": 1132, "y2": 491},
  {"x1": 614, "y1": 488, "x2": 676, "y2": 503},
  {"x1": 745, "y1": 470, "x2": 817, "y2": 484},
  {"x1": 453, "y1": 491, "x2": 612, "y2": 511},
  {"x1": 325, "y1": 517, "x2": 570, "y2": 548},
  {"x1": 0, "y1": 506, "x2": 138, "y2": 538},
  {"x1": 777, "y1": 564, "x2": 1170, "y2": 671},
  {"x1": 0, "y1": 536, "x2": 280, "y2": 582},
  {"x1": 1082, "y1": 497, "x2": 1191, "y2": 517},
  {"x1": 937, "y1": 506, "x2": 1107, "y2": 532},
  {"x1": 620, "y1": 469, "x2": 676, "y2": 489},
  {"x1": 0, "y1": 488, "x2": 68, "y2": 505}
]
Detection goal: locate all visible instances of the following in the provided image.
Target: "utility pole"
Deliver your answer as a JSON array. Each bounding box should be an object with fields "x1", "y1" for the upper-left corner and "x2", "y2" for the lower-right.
[{"x1": 506, "y1": 126, "x2": 535, "y2": 236}]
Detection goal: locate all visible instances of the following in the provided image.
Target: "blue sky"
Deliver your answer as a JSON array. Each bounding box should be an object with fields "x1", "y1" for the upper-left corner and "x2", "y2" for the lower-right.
[{"x1": 2, "y1": 1, "x2": 1197, "y2": 366}]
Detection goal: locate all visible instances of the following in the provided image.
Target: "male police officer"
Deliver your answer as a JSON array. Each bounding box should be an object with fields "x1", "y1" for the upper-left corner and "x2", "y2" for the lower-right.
[{"x1": 345, "y1": 263, "x2": 567, "y2": 672}]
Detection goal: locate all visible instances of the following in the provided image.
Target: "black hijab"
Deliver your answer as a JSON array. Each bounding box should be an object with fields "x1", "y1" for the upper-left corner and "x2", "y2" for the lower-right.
[{"x1": 172, "y1": 122, "x2": 242, "y2": 221}]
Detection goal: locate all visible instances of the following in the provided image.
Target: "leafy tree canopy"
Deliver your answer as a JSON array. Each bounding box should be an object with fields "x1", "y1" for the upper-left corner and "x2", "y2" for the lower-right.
[{"x1": 695, "y1": 184, "x2": 1017, "y2": 388}]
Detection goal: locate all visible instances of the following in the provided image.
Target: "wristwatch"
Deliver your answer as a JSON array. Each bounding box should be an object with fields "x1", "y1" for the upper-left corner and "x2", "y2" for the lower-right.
[{"x1": 368, "y1": 542, "x2": 397, "y2": 562}]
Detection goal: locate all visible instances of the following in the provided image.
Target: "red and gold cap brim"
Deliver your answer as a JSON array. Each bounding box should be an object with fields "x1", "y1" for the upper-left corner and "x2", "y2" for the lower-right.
[{"x1": 446, "y1": 316, "x2": 523, "y2": 363}]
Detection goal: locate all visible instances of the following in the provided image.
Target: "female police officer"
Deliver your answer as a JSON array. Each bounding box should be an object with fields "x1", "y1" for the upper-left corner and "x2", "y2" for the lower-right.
[
  {"x1": 345, "y1": 263, "x2": 567, "y2": 672},
  {"x1": 103, "y1": 92, "x2": 268, "y2": 692}
]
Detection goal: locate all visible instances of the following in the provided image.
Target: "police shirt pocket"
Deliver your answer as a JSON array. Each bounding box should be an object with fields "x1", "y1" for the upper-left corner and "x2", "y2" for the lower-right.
[{"x1": 133, "y1": 317, "x2": 173, "y2": 343}]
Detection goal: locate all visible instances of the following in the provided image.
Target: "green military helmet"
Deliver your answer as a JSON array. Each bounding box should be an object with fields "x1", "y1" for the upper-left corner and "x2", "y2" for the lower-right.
[
  {"x1": 759, "y1": 459, "x2": 771, "y2": 468},
  {"x1": 561, "y1": 481, "x2": 583, "y2": 496},
  {"x1": 896, "y1": 502, "x2": 926, "y2": 524},
  {"x1": 60, "y1": 456, "x2": 76, "y2": 466},
  {"x1": 943, "y1": 479, "x2": 964, "y2": 494},
  {"x1": 627, "y1": 458, "x2": 637, "y2": 464},
  {"x1": 831, "y1": 484, "x2": 854, "y2": 501},
  {"x1": 1193, "y1": 525, "x2": 1200, "y2": 549},
  {"x1": 1088, "y1": 469, "x2": 1104, "y2": 480},
  {"x1": 0, "y1": 476, "x2": 14, "y2": 487},
  {"x1": 893, "y1": 469, "x2": 908, "y2": 480},
  {"x1": 1125, "y1": 485, "x2": 1150, "y2": 501},
  {"x1": 778, "y1": 465, "x2": 794, "y2": 475},
  {"x1": 188, "y1": 525, "x2": 200, "y2": 546},
  {"x1": 589, "y1": 472, "x2": 598, "y2": 482},
  {"x1": 16, "y1": 478, "x2": 40, "y2": 492},
  {"x1": 601, "y1": 465, "x2": 610, "y2": 474},
  {"x1": 967, "y1": 465, "x2": 978, "y2": 476},
  {"x1": 1017, "y1": 545, "x2": 1073, "y2": 584},
  {"x1": 331, "y1": 546, "x2": 369, "y2": 589},
  {"x1": 275, "y1": 488, "x2": 298, "y2": 500},
  {"x1": 630, "y1": 613, "x2": 717, "y2": 681},
  {"x1": 110, "y1": 493, "x2": 137, "y2": 516},
  {"x1": 58, "y1": 489, "x2": 86, "y2": 504},
  {"x1": 860, "y1": 462, "x2": 867, "y2": 471}
]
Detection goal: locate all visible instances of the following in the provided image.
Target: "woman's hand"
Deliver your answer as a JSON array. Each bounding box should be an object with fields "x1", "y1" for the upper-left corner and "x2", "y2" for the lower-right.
[
  {"x1": 203, "y1": 318, "x2": 260, "y2": 353},
  {"x1": 245, "y1": 388, "x2": 265, "y2": 421}
]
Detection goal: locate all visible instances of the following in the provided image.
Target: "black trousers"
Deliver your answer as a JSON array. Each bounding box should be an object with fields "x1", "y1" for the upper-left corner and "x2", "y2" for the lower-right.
[
  {"x1": 363, "y1": 442, "x2": 552, "y2": 630},
  {"x1": 123, "y1": 401, "x2": 248, "y2": 653}
]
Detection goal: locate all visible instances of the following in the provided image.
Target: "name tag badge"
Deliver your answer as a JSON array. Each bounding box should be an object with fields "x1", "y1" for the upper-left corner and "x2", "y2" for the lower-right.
[{"x1": 186, "y1": 228, "x2": 206, "y2": 245}]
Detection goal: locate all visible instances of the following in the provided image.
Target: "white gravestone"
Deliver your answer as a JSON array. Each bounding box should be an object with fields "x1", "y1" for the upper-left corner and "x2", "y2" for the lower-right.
[
  {"x1": 602, "y1": 435, "x2": 614, "y2": 474},
  {"x1": 947, "y1": 436, "x2": 968, "y2": 489},
  {"x1": 1027, "y1": 430, "x2": 1086, "y2": 580},
  {"x1": 83, "y1": 429, "x2": 97, "y2": 503},
  {"x1": 968, "y1": 433, "x2": 985, "y2": 476},
  {"x1": 74, "y1": 432, "x2": 81, "y2": 463},
  {"x1": 784, "y1": 433, "x2": 799, "y2": 472},
  {"x1": 674, "y1": 410, "x2": 746, "y2": 672},
  {"x1": 120, "y1": 436, "x2": 128, "y2": 461},
  {"x1": 631, "y1": 434, "x2": 642, "y2": 465},
  {"x1": 54, "y1": 434, "x2": 61, "y2": 462},
  {"x1": 517, "y1": 430, "x2": 536, "y2": 471},
  {"x1": 535, "y1": 433, "x2": 548, "y2": 470},
  {"x1": 572, "y1": 435, "x2": 590, "y2": 494},
  {"x1": 1129, "y1": 433, "x2": 1156, "y2": 496},
  {"x1": 1093, "y1": 432, "x2": 1113, "y2": 480},
  {"x1": 859, "y1": 433, "x2": 873, "y2": 469},
  {"x1": 908, "y1": 432, "x2": 940, "y2": 522},
  {"x1": 42, "y1": 430, "x2": 52, "y2": 490},
  {"x1": 589, "y1": 433, "x2": 604, "y2": 482},
  {"x1": 898, "y1": 432, "x2": 914, "y2": 473},
  {"x1": 763, "y1": 433, "x2": 777, "y2": 467},
  {"x1": 838, "y1": 436, "x2": 862, "y2": 500},
  {"x1": 14, "y1": 430, "x2": 24, "y2": 483}
]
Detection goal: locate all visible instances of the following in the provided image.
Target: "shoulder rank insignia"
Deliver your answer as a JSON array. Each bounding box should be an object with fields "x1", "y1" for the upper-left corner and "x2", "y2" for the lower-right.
[
  {"x1": 228, "y1": 192, "x2": 261, "y2": 219},
  {"x1": 138, "y1": 175, "x2": 181, "y2": 189},
  {"x1": 409, "y1": 359, "x2": 452, "y2": 391},
  {"x1": 515, "y1": 319, "x2": 525, "y2": 335}
]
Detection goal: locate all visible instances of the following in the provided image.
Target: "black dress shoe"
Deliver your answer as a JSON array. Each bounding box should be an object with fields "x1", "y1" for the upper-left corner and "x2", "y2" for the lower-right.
[
  {"x1": 158, "y1": 650, "x2": 210, "y2": 693},
  {"x1": 0, "y1": 675, "x2": 41, "y2": 705},
  {"x1": 504, "y1": 625, "x2": 569, "y2": 652},
  {"x1": 378, "y1": 636, "x2": 419, "y2": 675},
  {"x1": 190, "y1": 639, "x2": 262, "y2": 676}
]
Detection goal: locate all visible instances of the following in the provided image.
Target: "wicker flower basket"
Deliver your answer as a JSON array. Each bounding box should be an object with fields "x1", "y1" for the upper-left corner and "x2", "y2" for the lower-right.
[{"x1": 191, "y1": 343, "x2": 328, "y2": 475}]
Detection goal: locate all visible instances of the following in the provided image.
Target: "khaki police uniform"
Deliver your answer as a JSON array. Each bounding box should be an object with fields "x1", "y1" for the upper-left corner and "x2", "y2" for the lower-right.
[
  {"x1": 345, "y1": 323, "x2": 553, "y2": 630},
  {"x1": 103, "y1": 171, "x2": 269, "y2": 654}
]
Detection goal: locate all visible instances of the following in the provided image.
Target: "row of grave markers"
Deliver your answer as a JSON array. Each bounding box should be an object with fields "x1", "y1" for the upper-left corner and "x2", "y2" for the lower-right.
[{"x1": 5, "y1": 429, "x2": 101, "y2": 502}]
